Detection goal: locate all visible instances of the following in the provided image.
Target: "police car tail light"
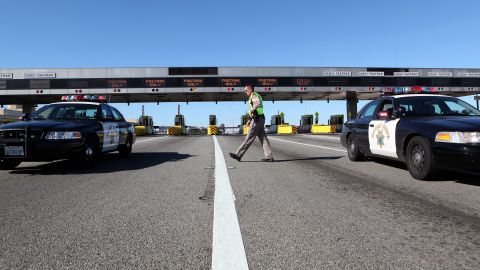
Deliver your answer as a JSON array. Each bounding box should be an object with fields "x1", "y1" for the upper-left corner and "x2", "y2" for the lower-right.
[
  {"x1": 45, "y1": 131, "x2": 82, "y2": 140},
  {"x1": 435, "y1": 132, "x2": 480, "y2": 144}
]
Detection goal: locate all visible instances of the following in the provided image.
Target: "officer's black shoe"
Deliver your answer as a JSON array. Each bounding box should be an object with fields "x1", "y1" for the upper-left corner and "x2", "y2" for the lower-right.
[
  {"x1": 261, "y1": 158, "x2": 274, "y2": 162},
  {"x1": 229, "y1": 153, "x2": 241, "y2": 162}
]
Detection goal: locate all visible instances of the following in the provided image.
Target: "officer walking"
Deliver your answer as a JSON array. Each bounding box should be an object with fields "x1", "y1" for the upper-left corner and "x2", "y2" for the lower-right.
[{"x1": 230, "y1": 84, "x2": 274, "y2": 162}]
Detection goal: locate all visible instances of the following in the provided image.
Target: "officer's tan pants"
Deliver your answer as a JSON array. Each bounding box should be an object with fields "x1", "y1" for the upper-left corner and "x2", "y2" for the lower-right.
[{"x1": 235, "y1": 116, "x2": 273, "y2": 159}]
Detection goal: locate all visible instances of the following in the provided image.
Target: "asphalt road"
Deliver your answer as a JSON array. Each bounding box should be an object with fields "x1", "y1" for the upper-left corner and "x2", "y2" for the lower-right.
[{"x1": 1, "y1": 134, "x2": 480, "y2": 269}]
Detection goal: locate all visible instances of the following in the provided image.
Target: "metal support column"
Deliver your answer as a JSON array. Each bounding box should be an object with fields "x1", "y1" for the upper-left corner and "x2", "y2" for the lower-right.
[
  {"x1": 346, "y1": 91, "x2": 358, "y2": 121},
  {"x1": 21, "y1": 104, "x2": 36, "y2": 114}
]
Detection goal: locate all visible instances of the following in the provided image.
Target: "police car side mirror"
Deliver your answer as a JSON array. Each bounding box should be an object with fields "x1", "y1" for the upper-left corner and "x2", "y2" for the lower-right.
[{"x1": 21, "y1": 113, "x2": 31, "y2": 121}]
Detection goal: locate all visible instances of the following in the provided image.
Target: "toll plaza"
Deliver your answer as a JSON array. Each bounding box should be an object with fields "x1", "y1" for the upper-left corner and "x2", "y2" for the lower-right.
[{"x1": 2, "y1": 67, "x2": 479, "y2": 122}]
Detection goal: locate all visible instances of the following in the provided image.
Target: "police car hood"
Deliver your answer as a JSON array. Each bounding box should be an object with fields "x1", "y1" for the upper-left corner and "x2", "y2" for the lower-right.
[
  {"x1": 0, "y1": 120, "x2": 94, "y2": 130},
  {"x1": 416, "y1": 116, "x2": 480, "y2": 130}
]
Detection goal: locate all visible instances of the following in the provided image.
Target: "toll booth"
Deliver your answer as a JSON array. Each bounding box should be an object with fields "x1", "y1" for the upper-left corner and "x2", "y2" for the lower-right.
[
  {"x1": 168, "y1": 114, "x2": 185, "y2": 135},
  {"x1": 268, "y1": 115, "x2": 281, "y2": 134},
  {"x1": 137, "y1": 115, "x2": 154, "y2": 135},
  {"x1": 208, "y1": 114, "x2": 218, "y2": 135},
  {"x1": 329, "y1": 114, "x2": 344, "y2": 133},
  {"x1": 298, "y1": 114, "x2": 313, "y2": 134}
]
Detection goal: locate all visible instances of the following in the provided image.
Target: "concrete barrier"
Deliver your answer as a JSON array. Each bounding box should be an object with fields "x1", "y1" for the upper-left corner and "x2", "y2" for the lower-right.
[
  {"x1": 208, "y1": 125, "x2": 219, "y2": 135},
  {"x1": 277, "y1": 125, "x2": 296, "y2": 134},
  {"x1": 167, "y1": 126, "x2": 184, "y2": 136},
  {"x1": 135, "y1": 126, "x2": 147, "y2": 136},
  {"x1": 311, "y1": 124, "x2": 336, "y2": 133}
]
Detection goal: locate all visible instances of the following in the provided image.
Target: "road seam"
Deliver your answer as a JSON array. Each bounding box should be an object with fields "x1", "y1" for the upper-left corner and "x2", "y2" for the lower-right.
[
  {"x1": 270, "y1": 137, "x2": 347, "y2": 153},
  {"x1": 135, "y1": 136, "x2": 169, "y2": 144},
  {"x1": 211, "y1": 135, "x2": 249, "y2": 270}
]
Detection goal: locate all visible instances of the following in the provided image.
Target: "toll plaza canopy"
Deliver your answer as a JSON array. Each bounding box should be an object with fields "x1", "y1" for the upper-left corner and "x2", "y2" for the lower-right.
[{"x1": 1, "y1": 67, "x2": 480, "y2": 104}]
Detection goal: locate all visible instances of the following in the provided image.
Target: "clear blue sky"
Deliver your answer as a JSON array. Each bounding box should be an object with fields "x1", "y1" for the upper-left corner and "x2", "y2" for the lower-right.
[{"x1": 1, "y1": 0, "x2": 480, "y2": 126}]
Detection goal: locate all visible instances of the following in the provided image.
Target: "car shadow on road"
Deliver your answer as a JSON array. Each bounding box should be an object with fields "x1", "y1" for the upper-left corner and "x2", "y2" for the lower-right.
[
  {"x1": 371, "y1": 158, "x2": 480, "y2": 186},
  {"x1": 241, "y1": 156, "x2": 343, "y2": 163},
  {"x1": 9, "y1": 152, "x2": 193, "y2": 175}
]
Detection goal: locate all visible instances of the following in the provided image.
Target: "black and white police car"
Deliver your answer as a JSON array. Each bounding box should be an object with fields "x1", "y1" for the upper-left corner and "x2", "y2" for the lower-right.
[
  {"x1": 341, "y1": 94, "x2": 480, "y2": 180},
  {"x1": 0, "y1": 95, "x2": 135, "y2": 169}
]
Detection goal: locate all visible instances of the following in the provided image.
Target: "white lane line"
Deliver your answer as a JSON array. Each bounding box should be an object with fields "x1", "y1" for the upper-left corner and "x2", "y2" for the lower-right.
[
  {"x1": 270, "y1": 137, "x2": 347, "y2": 153},
  {"x1": 299, "y1": 134, "x2": 341, "y2": 141},
  {"x1": 212, "y1": 135, "x2": 249, "y2": 270},
  {"x1": 135, "y1": 136, "x2": 169, "y2": 144}
]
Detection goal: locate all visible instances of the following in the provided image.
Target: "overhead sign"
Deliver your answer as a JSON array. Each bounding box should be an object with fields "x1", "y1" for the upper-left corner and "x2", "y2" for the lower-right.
[
  {"x1": 220, "y1": 78, "x2": 242, "y2": 87},
  {"x1": 428, "y1": 72, "x2": 452, "y2": 77},
  {"x1": 0, "y1": 73, "x2": 13, "y2": 79},
  {"x1": 323, "y1": 71, "x2": 352, "y2": 76},
  {"x1": 24, "y1": 72, "x2": 56, "y2": 79},
  {"x1": 393, "y1": 72, "x2": 419, "y2": 76},
  {"x1": 457, "y1": 72, "x2": 480, "y2": 77},
  {"x1": 358, "y1": 71, "x2": 384, "y2": 76}
]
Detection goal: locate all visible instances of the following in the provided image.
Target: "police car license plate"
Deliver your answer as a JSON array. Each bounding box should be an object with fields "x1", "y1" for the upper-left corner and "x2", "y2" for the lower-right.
[{"x1": 4, "y1": 146, "x2": 24, "y2": 156}]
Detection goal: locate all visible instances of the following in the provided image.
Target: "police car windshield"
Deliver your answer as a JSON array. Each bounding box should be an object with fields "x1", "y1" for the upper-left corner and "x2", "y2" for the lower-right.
[
  {"x1": 32, "y1": 104, "x2": 98, "y2": 120},
  {"x1": 397, "y1": 96, "x2": 480, "y2": 117}
]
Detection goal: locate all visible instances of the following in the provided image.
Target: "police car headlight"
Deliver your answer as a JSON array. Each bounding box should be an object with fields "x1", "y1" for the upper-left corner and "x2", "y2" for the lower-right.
[
  {"x1": 45, "y1": 131, "x2": 82, "y2": 140},
  {"x1": 435, "y1": 132, "x2": 480, "y2": 144}
]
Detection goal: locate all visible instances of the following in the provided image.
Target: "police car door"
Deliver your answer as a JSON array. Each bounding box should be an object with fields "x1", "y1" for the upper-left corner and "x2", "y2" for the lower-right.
[
  {"x1": 100, "y1": 104, "x2": 120, "y2": 152},
  {"x1": 368, "y1": 98, "x2": 399, "y2": 158},
  {"x1": 109, "y1": 106, "x2": 128, "y2": 145}
]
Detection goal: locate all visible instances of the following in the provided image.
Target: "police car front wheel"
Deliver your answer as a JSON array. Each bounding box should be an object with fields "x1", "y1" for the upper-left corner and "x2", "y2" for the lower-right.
[
  {"x1": 119, "y1": 137, "x2": 132, "y2": 157},
  {"x1": 82, "y1": 139, "x2": 100, "y2": 165},
  {"x1": 406, "y1": 136, "x2": 437, "y2": 180},
  {"x1": 347, "y1": 134, "x2": 364, "y2": 161}
]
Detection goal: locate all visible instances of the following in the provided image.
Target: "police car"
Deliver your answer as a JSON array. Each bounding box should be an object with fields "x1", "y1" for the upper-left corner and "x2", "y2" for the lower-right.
[
  {"x1": 340, "y1": 94, "x2": 480, "y2": 180},
  {"x1": 0, "y1": 95, "x2": 135, "y2": 169}
]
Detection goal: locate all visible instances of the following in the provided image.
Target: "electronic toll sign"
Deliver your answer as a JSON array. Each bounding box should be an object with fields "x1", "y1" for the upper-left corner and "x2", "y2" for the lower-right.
[
  {"x1": 107, "y1": 79, "x2": 127, "y2": 88},
  {"x1": 221, "y1": 78, "x2": 242, "y2": 87},
  {"x1": 183, "y1": 79, "x2": 203, "y2": 88},
  {"x1": 257, "y1": 78, "x2": 277, "y2": 91},
  {"x1": 145, "y1": 79, "x2": 166, "y2": 88},
  {"x1": 221, "y1": 78, "x2": 242, "y2": 92},
  {"x1": 294, "y1": 78, "x2": 313, "y2": 91}
]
